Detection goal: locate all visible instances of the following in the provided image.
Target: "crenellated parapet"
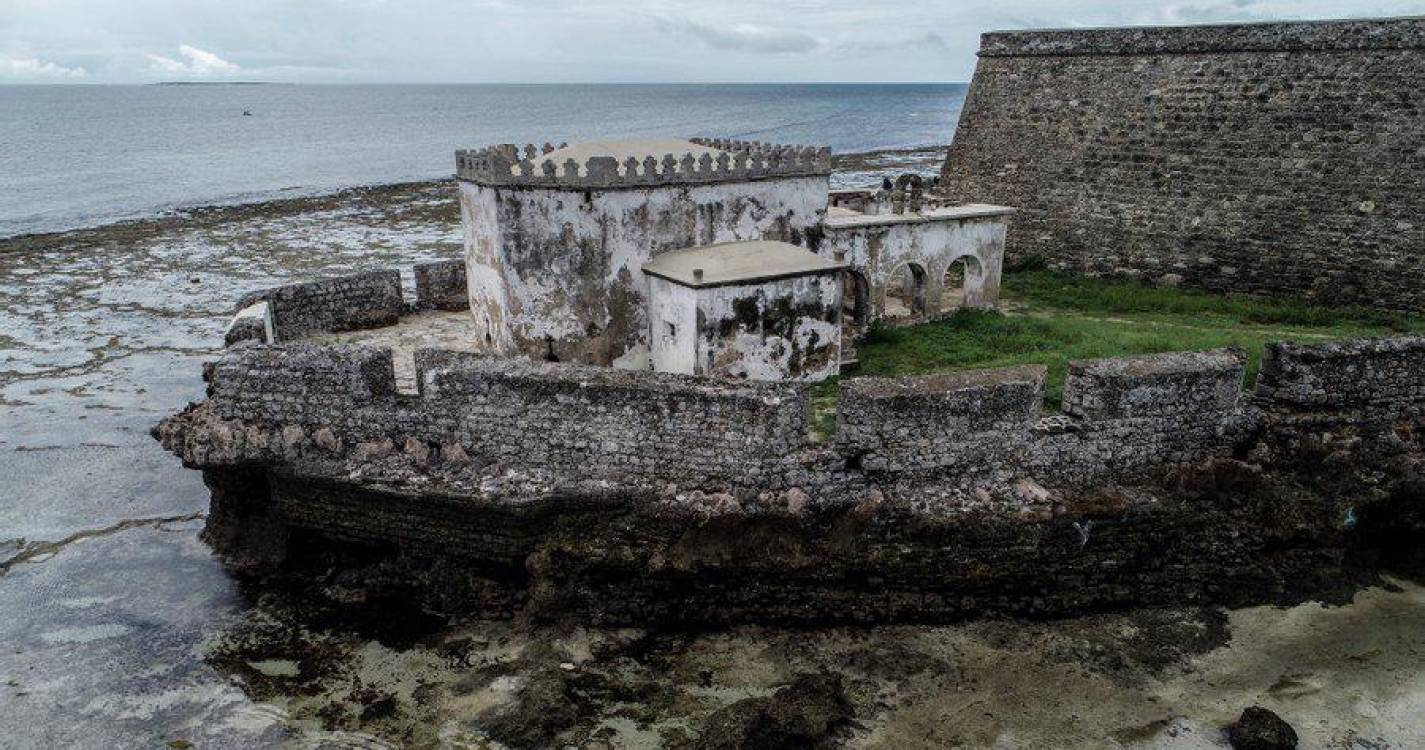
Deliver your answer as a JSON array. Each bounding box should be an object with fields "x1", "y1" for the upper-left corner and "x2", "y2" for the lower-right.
[{"x1": 455, "y1": 138, "x2": 832, "y2": 188}]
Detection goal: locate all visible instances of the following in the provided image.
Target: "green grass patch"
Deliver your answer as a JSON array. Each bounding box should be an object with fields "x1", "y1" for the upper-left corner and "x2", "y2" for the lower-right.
[
  {"x1": 809, "y1": 270, "x2": 1425, "y2": 434},
  {"x1": 1004, "y1": 270, "x2": 1422, "y2": 332}
]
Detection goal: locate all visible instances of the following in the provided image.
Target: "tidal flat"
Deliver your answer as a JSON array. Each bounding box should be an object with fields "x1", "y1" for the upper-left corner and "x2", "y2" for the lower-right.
[{"x1": 3, "y1": 158, "x2": 1425, "y2": 748}]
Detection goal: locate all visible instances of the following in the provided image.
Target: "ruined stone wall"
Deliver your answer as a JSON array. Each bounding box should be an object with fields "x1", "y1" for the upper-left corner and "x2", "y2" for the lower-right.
[
  {"x1": 204, "y1": 344, "x2": 809, "y2": 489},
  {"x1": 413, "y1": 259, "x2": 469, "y2": 312},
  {"x1": 234, "y1": 270, "x2": 403, "y2": 342},
  {"x1": 1030, "y1": 350, "x2": 1249, "y2": 485},
  {"x1": 180, "y1": 330, "x2": 1425, "y2": 510},
  {"x1": 938, "y1": 17, "x2": 1425, "y2": 309},
  {"x1": 459, "y1": 176, "x2": 830, "y2": 368},
  {"x1": 1257, "y1": 336, "x2": 1425, "y2": 418},
  {"x1": 193, "y1": 338, "x2": 1256, "y2": 506},
  {"x1": 839, "y1": 366, "x2": 1044, "y2": 479},
  {"x1": 839, "y1": 350, "x2": 1248, "y2": 494}
]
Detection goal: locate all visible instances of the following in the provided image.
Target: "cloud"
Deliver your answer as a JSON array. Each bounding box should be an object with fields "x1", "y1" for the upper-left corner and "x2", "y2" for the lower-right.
[
  {"x1": 656, "y1": 19, "x2": 822, "y2": 54},
  {"x1": 836, "y1": 32, "x2": 951, "y2": 56},
  {"x1": 145, "y1": 44, "x2": 241, "y2": 76},
  {"x1": 1159, "y1": 0, "x2": 1265, "y2": 22},
  {"x1": 0, "y1": 56, "x2": 87, "y2": 78}
]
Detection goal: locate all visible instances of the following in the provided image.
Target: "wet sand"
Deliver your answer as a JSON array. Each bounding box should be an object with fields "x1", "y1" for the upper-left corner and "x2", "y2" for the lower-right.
[{"x1": 3, "y1": 158, "x2": 1424, "y2": 748}]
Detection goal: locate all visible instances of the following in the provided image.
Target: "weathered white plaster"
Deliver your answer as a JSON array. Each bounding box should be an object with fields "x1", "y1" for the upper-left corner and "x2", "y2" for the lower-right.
[
  {"x1": 690, "y1": 274, "x2": 842, "y2": 382},
  {"x1": 646, "y1": 276, "x2": 699, "y2": 375},
  {"x1": 462, "y1": 173, "x2": 829, "y2": 366},
  {"x1": 459, "y1": 182, "x2": 515, "y2": 353},
  {"x1": 822, "y1": 209, "x2": 1012, "y2": 319}
]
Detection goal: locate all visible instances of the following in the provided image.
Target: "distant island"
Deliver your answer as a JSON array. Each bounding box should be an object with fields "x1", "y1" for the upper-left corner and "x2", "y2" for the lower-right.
[{"x1": 152, "y1": 81, "x2": 279, "y2": 86}]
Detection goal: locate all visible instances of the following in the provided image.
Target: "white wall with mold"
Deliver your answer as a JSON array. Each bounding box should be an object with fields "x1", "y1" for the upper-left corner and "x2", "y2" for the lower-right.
[
  {"x1": 460, "y1": 174, "x2": 829, "y2": 369},
  {"x1": 688, "y1": 274, "x2": 843, "y2": 383},
  {"x1": 822, "y1": 216, "x2": 1008, "y2": 320},
  {"x1": 647, "y1": 275, "x2": 699, "y2": 375},
  {"x1": 459, "y1": 182, "x2": 516, "y2": 354}
]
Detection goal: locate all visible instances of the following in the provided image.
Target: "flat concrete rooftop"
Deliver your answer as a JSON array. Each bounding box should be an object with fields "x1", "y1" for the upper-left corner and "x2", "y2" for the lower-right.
[
  {"x1": 643, "y1": 240, "x2": 844, "y2": 288},
  {"x1": 825, "y1": 203, "x2": 1018, "y2": 229}
]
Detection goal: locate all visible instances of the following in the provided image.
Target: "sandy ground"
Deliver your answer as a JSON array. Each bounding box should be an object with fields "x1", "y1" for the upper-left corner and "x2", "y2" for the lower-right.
[{"x1": 2, "y1": 160, "x2": 1423, "y2": 749}]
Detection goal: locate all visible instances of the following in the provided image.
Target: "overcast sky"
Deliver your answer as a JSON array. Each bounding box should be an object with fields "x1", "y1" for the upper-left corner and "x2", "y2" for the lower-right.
[{"x1": 2, "y1": 0, "x2": 1423, "y2": 84}]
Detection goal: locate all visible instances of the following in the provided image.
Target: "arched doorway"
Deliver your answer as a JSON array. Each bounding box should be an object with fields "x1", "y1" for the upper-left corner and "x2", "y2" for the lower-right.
[
  {"x1": 941, "y1": 256, "x2": 983, "y2": 312},
  {"x1": 884, "y1": 262, "x2": 927, "y2": 319},
  {"x1": 841, "y1": 270, "x2": 870, "y2": 332}
]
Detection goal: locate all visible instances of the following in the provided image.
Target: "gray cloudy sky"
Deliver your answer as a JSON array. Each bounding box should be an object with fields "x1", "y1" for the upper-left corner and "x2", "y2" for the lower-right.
[{"x1": 2, "y1": 0, "x2": 1423, "y2": 83}]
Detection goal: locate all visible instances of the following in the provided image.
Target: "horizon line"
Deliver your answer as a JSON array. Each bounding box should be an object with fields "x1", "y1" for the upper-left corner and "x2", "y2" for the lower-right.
[{"x1": 0, "y1": 80, "x2": 972, "y2": 87}]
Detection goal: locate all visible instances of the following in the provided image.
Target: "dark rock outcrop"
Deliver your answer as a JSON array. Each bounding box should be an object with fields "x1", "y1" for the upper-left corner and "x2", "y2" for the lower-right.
[
  {"x1": 683, "y1": 672, "x2": 851, "y2": 750},
  {"x1": 1229, "y1": 706, "x2": 1299, "y2": 750}
]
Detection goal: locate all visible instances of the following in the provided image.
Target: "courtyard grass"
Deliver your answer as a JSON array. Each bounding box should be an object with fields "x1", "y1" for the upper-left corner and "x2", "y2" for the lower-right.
[{"x1": 809, "y1": 270, "x2": 1425, "y2": 437}]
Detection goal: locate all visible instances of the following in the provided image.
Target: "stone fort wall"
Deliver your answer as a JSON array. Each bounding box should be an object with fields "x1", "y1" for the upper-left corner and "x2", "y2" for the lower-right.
[
  {"x1": 188, "y1": 268, "x2": 1425, "y2": 508},
  {"x1": 204, "y1": 344, "x2": 810, "y2": 490},
  {"x1": 176, "y1": 281, "x2": 1425, "y2": 512},
  {"x1": 937, "y1": 17, "x2": 1425, "y2": 310}
]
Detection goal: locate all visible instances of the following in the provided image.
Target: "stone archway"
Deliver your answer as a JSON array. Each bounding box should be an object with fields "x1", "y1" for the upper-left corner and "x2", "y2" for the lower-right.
[
  {"x1": 842, "y1": 269, "x2": 870, "y2": 332},
  {"x1": 885, "y1": 262, "x2": 927, "y2": 319},
  {"x1": 941, "y1": 255, "x2": 984, "y2": 312}
]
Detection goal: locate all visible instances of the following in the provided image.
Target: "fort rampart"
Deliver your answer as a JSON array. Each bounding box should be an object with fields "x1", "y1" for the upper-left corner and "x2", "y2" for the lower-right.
[
  {"x1": 938, "y1": 17, "x2": 1425, "y2": 310},
  {"x1": 155, "y1": 267, "x2": 1425, "y2": 623},
  {"x1": 172, "y1": 269, "x2": 1425, "y2": 503},
  {"x1": 204, "y1": 345, "x2": 809, "y2": 490}
]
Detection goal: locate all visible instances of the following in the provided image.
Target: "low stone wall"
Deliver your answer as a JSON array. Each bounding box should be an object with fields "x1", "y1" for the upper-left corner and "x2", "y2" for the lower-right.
[
  {"x1": 204, "y1": 344, "x2": 808, "y2": 489},
  {"x1": 208, "y1": 345, "x2": 399, "y2": 422},
  {"x1": 839, "y1": 350, "x2": 1248, "y2": 490},
  {"x1": 1257, "y1": 337, "x2": 1425, "y2": 417},
  {"x1": 839, "y1": 366, "x2": 1044, "y2": 476},
  {"x1": 234, "y1": 270, "x2": 402, "y2": 342},
  {"x1": 1061, "y1": 350, "x2": 1242, "y2": 419},
  {"x1": 1032, "y1": 350, "x2": 1248, "y2": 485},
  {"x1": 413, "y1": 259, "x2": 468, "y2": 311},
  {"x1": 187, "y1": 335, "x2": 1425, "y2": 504}
]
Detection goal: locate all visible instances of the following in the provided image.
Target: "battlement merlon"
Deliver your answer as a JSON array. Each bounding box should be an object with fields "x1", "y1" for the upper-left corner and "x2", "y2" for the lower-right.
[{"x1": 455, "y1": 137, "x2": 833, "y2": 189}]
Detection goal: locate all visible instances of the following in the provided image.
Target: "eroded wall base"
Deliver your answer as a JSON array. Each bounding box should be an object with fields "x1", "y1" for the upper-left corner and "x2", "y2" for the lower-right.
[{"x1": 198, "y1": 449, "x2": 1424, "y2": 627}]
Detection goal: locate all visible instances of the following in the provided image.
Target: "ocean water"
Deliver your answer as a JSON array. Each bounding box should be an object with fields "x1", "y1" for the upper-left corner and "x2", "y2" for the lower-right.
[{"x1": 0, "y1": 83, "x2": 966, "y2": 238}]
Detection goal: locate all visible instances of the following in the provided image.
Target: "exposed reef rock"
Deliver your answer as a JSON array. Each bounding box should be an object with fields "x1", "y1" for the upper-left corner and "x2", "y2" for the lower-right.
[
  {"x1": 1229, "y1": 706, "x2": 1299, "y2": 750},
  {"x1": 680, "y1": 673, "x2": 851, "y2": 750}
]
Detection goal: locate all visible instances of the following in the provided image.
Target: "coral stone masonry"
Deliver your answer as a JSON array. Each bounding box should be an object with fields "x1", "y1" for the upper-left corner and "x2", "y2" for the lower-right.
[{"x1": 938, "y1": 16, "x2": 1425, "y2": 309}]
